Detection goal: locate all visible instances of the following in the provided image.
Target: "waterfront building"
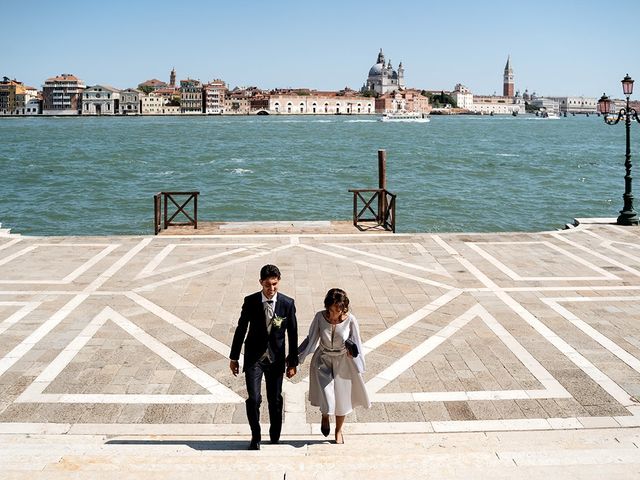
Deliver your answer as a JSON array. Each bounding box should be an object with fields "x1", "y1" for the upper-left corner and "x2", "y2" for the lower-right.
[
  {"x1": 223, "y1": 87, "x2": 266, "y2": 114},
  {"x1": 180, "y1": 79, "x2": 202, "y2": 114},
  {"x1": 268, "y1": 90, "x2": 374, "y2": 115},
  {"x1": 140, "y1": 92, "x2": 179, "y2": 115},
  {"x1": 450, "y1": 56, "x2": 524, "y2": 115},
  {"x1": 529, "y1": 96, "x2": 560, "y2": 115},
  {"x1": 119, "y1": 88, "x2": 141, "y2": 115},
  {"x1": 503, "y1": 56, "x2": 514, "y2": 97},
  {"x1": 203, "y1": 79, "x2": 226, "y2": 114},
  {"x1": 452, "y1": 84, "x2": 473, "y2": 110},
  {"x1": 470, "y1": 93, "x2": 524, "y2": 115},
  {"x1": 25, "y1": 97, "x2": 41, "y2": 115},
  {"x1": 375, "y1": 89, "x2": 430, "y2": 114},
  {"x1": 0, "y1": 77, "x2": 24, "y2": 115},
  {"x1": 550, "y1": 96, "x2": 597, "y2": 114},
  {"x1": 81, "y1": 85, "x2": 121, "y2": 115},
  {"x1": 363, "y1": 48, "x2": 405, "y2": 95},
  {"x1": 42, "y1": 73, "x2": 85, "y2": 115}
]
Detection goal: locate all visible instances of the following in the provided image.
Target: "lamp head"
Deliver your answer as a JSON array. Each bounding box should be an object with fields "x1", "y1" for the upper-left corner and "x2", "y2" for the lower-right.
[
  {"x1": 622, "y1": 74, "x2": 634, "y2": 96},
  {"x1": 597, "y1": 94, "x2": 612, "y2": 114}
]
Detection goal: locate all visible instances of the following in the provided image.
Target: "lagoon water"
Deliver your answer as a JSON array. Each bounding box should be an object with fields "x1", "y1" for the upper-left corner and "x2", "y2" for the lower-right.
[{"x1": 0, "y1": 114, "x2": 635, "y2": 236}]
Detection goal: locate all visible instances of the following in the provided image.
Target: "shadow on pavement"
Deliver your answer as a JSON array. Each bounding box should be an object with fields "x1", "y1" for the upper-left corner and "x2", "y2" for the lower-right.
[{"x1": 104, "y1": 439, "x2": 329, "y2": 450}]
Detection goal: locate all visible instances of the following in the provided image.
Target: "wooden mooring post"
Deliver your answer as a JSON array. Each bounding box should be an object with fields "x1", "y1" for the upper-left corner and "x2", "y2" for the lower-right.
[
  {"x1": 348, "y1": 149, "x2": 396, "y2": 232},
  {"x1": 378, "y1": 149, "x2": 387, "y2": 223}
]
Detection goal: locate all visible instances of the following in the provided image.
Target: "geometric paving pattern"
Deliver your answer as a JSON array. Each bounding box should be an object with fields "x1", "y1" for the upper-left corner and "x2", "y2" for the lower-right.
[{"x1": 1, "y1": 223, "x2": 640, "y2": 436}]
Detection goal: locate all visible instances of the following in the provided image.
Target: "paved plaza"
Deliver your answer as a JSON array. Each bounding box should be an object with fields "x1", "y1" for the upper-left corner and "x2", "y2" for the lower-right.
[{"x1": 1, "y1": 221, "x2": 640, "y2": 477}]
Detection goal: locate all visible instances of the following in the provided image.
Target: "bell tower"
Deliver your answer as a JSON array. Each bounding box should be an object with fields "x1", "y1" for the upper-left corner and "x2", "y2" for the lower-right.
[
  {"x1": 503, "y1": 56, "x2": 514, "y2": 97},
  {"x1": 170, "y1": 67, "x2": 176, "y2": 88}
]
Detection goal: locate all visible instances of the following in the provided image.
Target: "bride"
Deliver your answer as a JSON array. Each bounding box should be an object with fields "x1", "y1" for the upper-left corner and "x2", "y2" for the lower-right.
[{"x1": 298, "y1": 288, "x2": 370, "y2": 444}]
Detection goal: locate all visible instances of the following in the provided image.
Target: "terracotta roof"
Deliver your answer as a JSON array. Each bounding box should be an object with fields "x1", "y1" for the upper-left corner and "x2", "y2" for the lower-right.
[
  {"x1": 45, "y1": 74, "x2": 80, "y2": 83},
  {"x1": 139, "y1": 79, "x2": 167, "y2": 87}
]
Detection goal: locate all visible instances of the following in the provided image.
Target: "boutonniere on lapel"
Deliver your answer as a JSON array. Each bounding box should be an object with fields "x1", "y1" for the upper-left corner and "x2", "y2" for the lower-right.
[{"x1": 271, "y1": 315, "x2": 286, "y2": 329}]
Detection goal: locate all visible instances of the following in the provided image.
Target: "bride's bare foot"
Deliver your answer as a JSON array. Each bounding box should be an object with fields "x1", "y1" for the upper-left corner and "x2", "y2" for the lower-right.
[{"x1": 334, "y1": 431, "x2": 344, "y2": 444}]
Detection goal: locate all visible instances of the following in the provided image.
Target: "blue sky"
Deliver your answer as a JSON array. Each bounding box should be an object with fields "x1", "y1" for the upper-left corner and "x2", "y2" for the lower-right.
[{"x1": 7, "y1": 0, "x2": 640, "y2": 98}]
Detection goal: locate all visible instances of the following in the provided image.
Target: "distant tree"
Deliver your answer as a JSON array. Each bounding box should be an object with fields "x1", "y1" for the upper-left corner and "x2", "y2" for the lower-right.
[
  {"x1": 138, "y1": 85, "x2": 154, "y2": 94},
  {"x1": 167, "y1": 98, "x2": 180, "y2": 107},
  {"x1": 427, "y1": 91, "x2": 457, "y2": 108}
]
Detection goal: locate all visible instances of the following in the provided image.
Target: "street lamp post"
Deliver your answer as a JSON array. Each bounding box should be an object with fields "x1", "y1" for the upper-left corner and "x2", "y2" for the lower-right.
[{"x1": 598, "y1": 74, "x2": 640, "y2": 226}]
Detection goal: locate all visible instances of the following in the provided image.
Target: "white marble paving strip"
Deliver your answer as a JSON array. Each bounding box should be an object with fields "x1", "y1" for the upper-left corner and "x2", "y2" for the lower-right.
[
  {"x1": 367, "y1": 303, "x2": 569, "y2": 402},
  {"x1": 499, "y1": 286, "x2": 640, "y2": 293},
  {"x1": 0, "y1": 246, "x2": 37, "y2": 267},
  {"x1": 551, "y1": 231, "x2": 640, "y2": 277},
  {"x1": 86, "y1": 238, "x2": 151, "y2": 291},
  {"x1": 432, "y1": 234, "x2": 460, "y2": 256},
  {"x1": 60, "y1": 244, "x2": 120, "y2": 283},
  {"x1": 106, "y1": 308, "x2": 242, "y2": 401},
  {"x1": 1, "y1": 416, "x2": 635, "y2": 435},
  {"x1": 362, "y1": 289, "x2": 462, "y2": 352},
  {"x1": 0, "y1": 240, "x2": 150, "y2": 379},
  {"x1": 136, "y1": 243, "x2": 261, "y2": 279},
  {"x1": 543, "y1": 297, "x2": 640, "y2": 374},
  {"x1": 135, "y1": 243, "x2": 294, "y2": 292},
  {"x1": 0, "y1": 238, "x2": 22, "y2": 253},
  {"x1": 500, "y1": 291, "x2": 635, "y2": 408},
  {"x1": 18, "y1": 307, "x2": 243, "y2": 404},
  {"x1": 0, "y1": 293, "x2": 89, "y2": 378},
  {"x1": 326, "y1": 243, "x2": 450, "y2": 276},
  {"x1": 0, "y1": 302, "x2": 40, "y2": 335},
  {"x1": 299, "y1": 244, "x2": 455, "y2": 290},
  {"x1": 367, "y1": 305, "x2": 478, "y2": 394},
  {"x1": 456, "y1": 255, "x2": 637, "y2": 410},
  {"x1": 479, "y1": 306, "x2": 568, "y2": 394},
  {"x1": 467, "y1": 241, "x2": 619, "y2": 281},
  {"x1": 126, "y1": 292, "x2": 239, "y2": 360},
  {"x1": 596, "y1": 239, "x2": 640, "y2": 265},
  {"x1": 138, "y1": 244, "x2": 177, "y2": 278}
]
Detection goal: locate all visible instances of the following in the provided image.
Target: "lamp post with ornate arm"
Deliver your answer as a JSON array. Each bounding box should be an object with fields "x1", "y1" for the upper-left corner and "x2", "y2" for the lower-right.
[{"x1": 598, "y1": 74, "x2": 640, "y2": 226}]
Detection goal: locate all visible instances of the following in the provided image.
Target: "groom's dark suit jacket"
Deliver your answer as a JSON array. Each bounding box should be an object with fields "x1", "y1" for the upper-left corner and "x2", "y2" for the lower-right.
[{"x1": 230, "y1": 291, "x2": 299, "y2": 372}]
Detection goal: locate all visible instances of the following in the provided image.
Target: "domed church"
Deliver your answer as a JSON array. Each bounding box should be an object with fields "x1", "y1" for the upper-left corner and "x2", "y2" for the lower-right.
[{"x1": 363, "y1": 48, "x2": 405, "y2": 95}]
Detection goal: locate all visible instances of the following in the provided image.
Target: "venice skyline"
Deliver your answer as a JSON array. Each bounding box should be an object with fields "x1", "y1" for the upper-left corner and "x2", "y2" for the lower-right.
[{"x1": 5, "y1": 0, "x2": 640, "y2": 99}]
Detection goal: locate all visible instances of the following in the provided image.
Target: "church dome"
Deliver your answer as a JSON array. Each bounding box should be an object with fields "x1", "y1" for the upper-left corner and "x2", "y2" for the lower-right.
[{"x1": 369, "y1": 63, "x2": 383, "y2": 77}]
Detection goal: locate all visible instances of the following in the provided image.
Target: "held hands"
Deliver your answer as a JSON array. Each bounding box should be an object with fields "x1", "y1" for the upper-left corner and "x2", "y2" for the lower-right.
[
  {"x1": 286, "y1": 366, "x2": 297, "y2": 378},
  {"x1": 229, "y1": 360, "x2": 239, "y2": 377}
]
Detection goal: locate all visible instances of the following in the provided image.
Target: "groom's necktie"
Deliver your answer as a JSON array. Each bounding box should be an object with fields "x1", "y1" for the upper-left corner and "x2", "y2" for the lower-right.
[
  {"x1": 263, "y1": 300, "x2": 275, "y2": 362},
  {"x1": 264, "y1": 300, "x2": 274, "y2": 329}
]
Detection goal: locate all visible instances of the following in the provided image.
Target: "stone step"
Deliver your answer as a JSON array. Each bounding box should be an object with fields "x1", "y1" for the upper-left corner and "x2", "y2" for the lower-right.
[{"x1": 1, "y1": 430, "x2": 639, "y2": 478}]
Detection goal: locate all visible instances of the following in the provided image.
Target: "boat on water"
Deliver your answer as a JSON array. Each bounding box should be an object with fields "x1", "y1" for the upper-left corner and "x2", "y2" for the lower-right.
[{"x1": 380, "y1": 110, "x2": 430, "y2": 122}]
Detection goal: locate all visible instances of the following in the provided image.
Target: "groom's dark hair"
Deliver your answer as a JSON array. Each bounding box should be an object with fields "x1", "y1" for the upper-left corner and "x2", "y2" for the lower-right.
[{"x1": 260, "y1": 264, "x2": 281, "y2": 281}]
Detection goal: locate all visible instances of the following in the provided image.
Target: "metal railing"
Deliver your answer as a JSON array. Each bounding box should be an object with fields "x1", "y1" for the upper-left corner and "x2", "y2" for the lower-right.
[
  {"x1": 348, "y1": 188, "x2": 396, "y2": 233},
  {"x1": 153, "y1": 191, "x2": 199, "y2": 235}
]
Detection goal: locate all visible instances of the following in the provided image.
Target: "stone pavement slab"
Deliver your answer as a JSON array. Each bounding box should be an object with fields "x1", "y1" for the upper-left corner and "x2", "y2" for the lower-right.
[{"x1": 0, "y1": 221, "x2": 640, "y2": 475}]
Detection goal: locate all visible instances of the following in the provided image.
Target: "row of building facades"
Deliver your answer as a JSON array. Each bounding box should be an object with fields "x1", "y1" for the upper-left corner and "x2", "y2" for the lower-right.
[{"x1": 0, "y1": 51, "x2": 602, "y2": 116}]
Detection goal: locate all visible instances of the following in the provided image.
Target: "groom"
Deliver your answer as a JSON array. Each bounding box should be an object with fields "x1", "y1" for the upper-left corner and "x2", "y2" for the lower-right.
[{"x1": 229, "y1": 264, "x2": 298, "y2": 450}]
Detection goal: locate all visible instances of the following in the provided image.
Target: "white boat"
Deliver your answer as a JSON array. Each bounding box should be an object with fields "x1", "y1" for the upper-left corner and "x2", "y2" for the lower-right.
[{"x1": 380, "y1": 110, "x2": 430, "y2": 122}]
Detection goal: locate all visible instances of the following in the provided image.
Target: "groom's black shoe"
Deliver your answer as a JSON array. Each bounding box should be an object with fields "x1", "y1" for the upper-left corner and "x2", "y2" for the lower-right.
[
  {"x1": 248, "y1": 438, "x2": 260, "y2": 450},
  {"x1": 270, "y1": 435, "x2": 280, "y2": 445}
]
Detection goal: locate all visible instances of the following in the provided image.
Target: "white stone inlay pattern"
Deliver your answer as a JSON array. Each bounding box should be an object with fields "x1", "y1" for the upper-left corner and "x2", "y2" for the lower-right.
[{"x1": 16, "y1": 307, "x2": 243, "y2": 404}]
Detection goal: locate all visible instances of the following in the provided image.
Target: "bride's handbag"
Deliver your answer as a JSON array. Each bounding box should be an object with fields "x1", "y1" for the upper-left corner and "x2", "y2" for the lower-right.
[{"x1": 345, "y1": 339, "x2": 359, "y2": 358}]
